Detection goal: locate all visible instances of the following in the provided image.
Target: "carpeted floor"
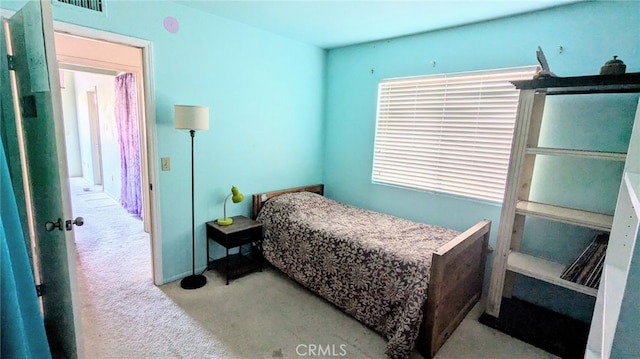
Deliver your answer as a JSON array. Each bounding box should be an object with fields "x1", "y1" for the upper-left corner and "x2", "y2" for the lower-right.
[{"x1": 71, "y1": 177, "x2": 558, "y2": 358}]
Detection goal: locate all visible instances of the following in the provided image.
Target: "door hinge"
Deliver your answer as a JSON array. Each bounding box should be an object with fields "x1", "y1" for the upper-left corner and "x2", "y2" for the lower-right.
[
  {"x1": 149, "y1": 183, "x2": 153, "y2": 191},
  {"x1": 7, "y1": 55, "x2": 15, "y2": 71},
  {"x1": 36, "y1": 284, "x2": 44, "y2": 297}
]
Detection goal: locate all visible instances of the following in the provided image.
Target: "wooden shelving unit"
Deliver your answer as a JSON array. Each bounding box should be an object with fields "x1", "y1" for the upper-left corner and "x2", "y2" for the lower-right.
[{"x1": 483, "y1": 73, "x2": 640, "y2": 358}]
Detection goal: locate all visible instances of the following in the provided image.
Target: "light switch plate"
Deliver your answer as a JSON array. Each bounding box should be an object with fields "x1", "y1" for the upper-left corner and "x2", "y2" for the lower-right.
[{"x1": 161, "y1": 157, "x2": 170, "y2": 171}]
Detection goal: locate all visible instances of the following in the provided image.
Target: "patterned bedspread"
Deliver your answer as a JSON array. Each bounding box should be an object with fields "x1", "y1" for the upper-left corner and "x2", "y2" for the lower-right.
[{"x1": 256, "y1": 192, "x2": 460, "y2": 358}]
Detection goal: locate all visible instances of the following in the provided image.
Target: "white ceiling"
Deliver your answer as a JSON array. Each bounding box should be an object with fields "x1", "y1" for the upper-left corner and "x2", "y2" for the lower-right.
[{"x1": 173, "y1": 0, "x2": 580, "y2": 49}]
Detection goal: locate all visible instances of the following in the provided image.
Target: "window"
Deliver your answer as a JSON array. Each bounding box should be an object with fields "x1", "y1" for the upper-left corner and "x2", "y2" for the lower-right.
[{"x1": 372, "y1": 66, "x2": 538, "y2": 202}]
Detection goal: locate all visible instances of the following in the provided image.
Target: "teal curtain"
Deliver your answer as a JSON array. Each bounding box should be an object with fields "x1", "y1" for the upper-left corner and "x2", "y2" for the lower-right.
[{"x1": 1, "y1": 135, "x2": 51, "y2": 358}]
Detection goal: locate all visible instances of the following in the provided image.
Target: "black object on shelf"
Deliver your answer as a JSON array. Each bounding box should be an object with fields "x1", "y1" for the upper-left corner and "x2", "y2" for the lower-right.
[{"x1": 561, "y1": 233, "x2": 609, "y2": 289}]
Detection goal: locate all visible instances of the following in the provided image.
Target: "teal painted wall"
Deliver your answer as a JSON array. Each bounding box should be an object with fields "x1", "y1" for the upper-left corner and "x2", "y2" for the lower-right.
[
  {"x1": 1, "y1": 0, "x2": 326, "y2": 282},
  {"x1": 323, "y1": 1, "x2": 640, "y2": 323}
]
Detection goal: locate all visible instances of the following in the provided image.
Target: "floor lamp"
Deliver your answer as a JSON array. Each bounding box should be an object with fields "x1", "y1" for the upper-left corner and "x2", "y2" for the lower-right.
[{"x1": 175, "y1": 105, "x2": 209, "y2": 289}]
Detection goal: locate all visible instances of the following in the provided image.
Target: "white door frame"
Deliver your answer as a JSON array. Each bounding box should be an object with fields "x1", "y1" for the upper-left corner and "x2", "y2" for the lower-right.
[
  {"x1": 54, "y1": 22, "x2": 164, "y2": 285},
  {"x1": 0, "y1": 10, "x2": 163, "y2": 285}
]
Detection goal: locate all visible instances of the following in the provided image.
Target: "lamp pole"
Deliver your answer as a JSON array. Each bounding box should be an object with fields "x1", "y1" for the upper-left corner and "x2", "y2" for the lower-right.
[
  {"x1": 180, "y1": 129, "x2": 207, "y2": 289},
  {"x1": 190, "y1": 129, "x2": 195, "y2": 277}
]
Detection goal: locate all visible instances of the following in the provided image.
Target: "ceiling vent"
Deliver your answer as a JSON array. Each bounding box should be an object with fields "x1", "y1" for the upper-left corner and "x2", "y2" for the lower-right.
[{"x1": 57, "y1": 0, "x2": 104, "y2": 13}]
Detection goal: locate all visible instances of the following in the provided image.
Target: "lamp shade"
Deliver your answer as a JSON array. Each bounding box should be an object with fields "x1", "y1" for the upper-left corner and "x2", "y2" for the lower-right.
[
  {"x1": 231, "y1": 186, "x2": 244, "y2": 204},
  {"x1": 174, "y1": 105, "x2": 209, "y2": 131}
]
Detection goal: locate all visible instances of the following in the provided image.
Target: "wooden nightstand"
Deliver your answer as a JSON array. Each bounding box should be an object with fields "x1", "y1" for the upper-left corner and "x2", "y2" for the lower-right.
[{"x1": 206, "y1": 215, "x2": 263, "y2": 285}]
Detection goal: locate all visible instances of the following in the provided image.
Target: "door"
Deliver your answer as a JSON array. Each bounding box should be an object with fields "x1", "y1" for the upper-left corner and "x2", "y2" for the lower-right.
[{"x1": 3, "y1": 0, "x2": 83, "y2": 357}]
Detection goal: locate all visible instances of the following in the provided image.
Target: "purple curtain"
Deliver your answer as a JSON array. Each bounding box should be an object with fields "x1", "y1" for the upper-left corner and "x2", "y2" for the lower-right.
[{"x1": 115, "y1": 73, "x2": 142, "y2": 217}]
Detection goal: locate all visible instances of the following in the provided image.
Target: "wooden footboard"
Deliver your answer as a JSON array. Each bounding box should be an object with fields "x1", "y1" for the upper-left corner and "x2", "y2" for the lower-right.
[{"x1": 418, "y1": 220, "x2": 491, "y2": 358}]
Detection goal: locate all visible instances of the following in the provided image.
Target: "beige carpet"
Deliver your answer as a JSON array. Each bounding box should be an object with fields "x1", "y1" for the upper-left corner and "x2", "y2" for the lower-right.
[{"x1": 71, "y1": 177, "x2": 557, "y2": 358}]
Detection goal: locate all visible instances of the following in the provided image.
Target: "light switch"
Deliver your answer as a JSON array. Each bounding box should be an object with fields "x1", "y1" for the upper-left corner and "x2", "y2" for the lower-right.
[{"x1": 161, "y1": 157, "x2": 170, "y2": 171}]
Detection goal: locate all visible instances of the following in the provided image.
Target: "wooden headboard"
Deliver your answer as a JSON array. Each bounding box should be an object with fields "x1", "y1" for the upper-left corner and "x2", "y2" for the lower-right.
[{"x1": 251, "y1": 184, "x2": 324, "y2": 219}]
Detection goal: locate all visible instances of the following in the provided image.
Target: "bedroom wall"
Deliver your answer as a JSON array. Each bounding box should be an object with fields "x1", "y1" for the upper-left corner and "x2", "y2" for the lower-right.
[
  {"x1": 323, "y1": 0, "x2": 640, "y2": 323},
  {"x1": 1, "y1": 0, "x2": 326, "y2": 282}
]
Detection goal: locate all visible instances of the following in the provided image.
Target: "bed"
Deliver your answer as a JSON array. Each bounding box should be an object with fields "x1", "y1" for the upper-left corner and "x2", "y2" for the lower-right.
[{"x1": 252, "y1": 184, "x2": 491, "y2": 359}]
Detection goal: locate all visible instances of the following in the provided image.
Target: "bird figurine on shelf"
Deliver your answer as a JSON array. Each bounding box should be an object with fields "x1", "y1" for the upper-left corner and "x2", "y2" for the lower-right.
[{"x1": 533, "y1": 46, "x2": 557, "y2": 79}]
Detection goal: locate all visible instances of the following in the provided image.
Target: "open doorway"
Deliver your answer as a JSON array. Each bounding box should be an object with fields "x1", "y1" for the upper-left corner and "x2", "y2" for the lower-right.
[
  {"x1": 53, "y1": 29, "x2": 160, "y2": 282},
  {"x1": 59, "y1": 68, "x2": 141, "y2": 204}
]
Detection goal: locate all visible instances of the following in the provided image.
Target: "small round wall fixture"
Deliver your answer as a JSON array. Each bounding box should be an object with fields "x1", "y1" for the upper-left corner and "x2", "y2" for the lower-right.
[{"x1": 163, "y1": 16, "x2": 179, "y2": 33}]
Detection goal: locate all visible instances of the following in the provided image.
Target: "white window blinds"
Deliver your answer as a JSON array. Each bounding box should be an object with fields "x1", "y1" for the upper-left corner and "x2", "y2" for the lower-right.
[{"x1": 372, "y1": 66, "x2": 538, "y2": 202}]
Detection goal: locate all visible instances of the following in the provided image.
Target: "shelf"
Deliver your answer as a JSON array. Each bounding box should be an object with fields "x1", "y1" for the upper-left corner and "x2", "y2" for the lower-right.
[
  {"x1": 511, "y1": 73, "x2": 640, "y2": 94},
  {"x1": 516, "y1": 201, "x2": 613, "y2": 231},
  {"x1": 525, "y1": 147, "x2": 627, "y2": 161},
  {"x1": 507, "y1": 251, "x2": 598, "y2": 297},
  {"x1": 486, "y1": 77, "x2": 639, "y2": 339},
  {"x1": 209, "y1": 252, "x2": 262, "y2": 279}
]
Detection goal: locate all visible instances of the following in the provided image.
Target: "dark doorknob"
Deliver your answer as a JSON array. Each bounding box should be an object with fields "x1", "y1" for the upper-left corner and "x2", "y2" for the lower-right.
[
  {"x1": 65, "y1": 217, "x2": 84, "y2": 231},
  {"x1": 45, "y1": 218, "x2": 63, "y2": 232}
]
